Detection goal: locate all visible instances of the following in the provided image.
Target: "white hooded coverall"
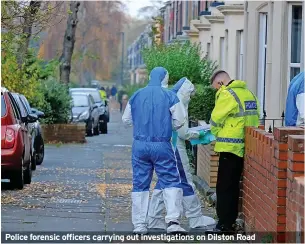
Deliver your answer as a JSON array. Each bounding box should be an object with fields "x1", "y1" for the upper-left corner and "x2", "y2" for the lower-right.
[{"x1": 147, "y1": 77, "x2": 216, "y2": 230}]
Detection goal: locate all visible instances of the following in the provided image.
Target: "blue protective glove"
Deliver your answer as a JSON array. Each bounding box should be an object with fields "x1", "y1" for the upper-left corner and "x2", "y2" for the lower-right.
[
  {"x1": 199, "y1": 130, "x2": 206, "y2": 138},
  {"x1": 190, "y1": 130, "x2": 216, "y2": 146}
]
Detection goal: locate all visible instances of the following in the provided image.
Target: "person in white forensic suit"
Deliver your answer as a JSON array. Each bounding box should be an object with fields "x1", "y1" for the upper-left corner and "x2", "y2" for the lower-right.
[
  {"x1": 147, "y1": 77, "x2": 217, "y2": 230},
  {"x1": 122, "y1": 67, "x2": 188, "y2": 234}
]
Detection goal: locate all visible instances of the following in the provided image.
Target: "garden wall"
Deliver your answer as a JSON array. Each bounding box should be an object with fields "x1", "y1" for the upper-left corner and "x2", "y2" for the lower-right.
[
  {"x1": 41, "y1": 124, "x2": 86, "y2": 144},
  {"x1": 197, "y1": 142, "x2": 218, "y2": 188},
  {"x1": 243, "y1": 126, "x2": 304, "y2": 242}
]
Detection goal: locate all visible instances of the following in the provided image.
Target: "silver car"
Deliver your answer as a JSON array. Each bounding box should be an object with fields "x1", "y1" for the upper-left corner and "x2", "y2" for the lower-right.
[
  {"x1": 70, "y1": 93, "x2": 99, "y2": 136},
  {"x1": 69, "y1": 88, "x2": 108, "y2": 134}
]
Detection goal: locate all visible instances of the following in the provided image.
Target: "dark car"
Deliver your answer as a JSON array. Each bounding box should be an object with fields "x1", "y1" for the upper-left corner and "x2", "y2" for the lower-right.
[
  {"x1": 69, "y1": 88, "x2": 109, "y2": 134},
  {"x1": 1, "y1": 87, "x2": 36, "y2": 189},
  {"x1": 11, "y1": 93, "x2": 40, "y2": 170},
  {"x1": 71, "y1": 93, "x2": 99, "y2": 136},
  {"x1": 19, "y1": 95, "x2": 45, "y2": 167}
]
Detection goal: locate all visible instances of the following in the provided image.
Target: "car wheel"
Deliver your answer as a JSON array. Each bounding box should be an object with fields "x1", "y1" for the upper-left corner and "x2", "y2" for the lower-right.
[
  {"x1": 86, "y1": 120, "x2": 93, "y2": 137},
  {"x1": 36, "y1": 143, "x2": 44, "y2": 165},
  {"x1": 93, "y1": 123, "x2": 99, "y2": 135},
  {"x1": 100, "y1": 122, "x2": 108, "y2": 134},
  {"x1": 11, "y1": 158, "x2": 24, "y2": 190},
  {"x1": 24, "y1": 156, "x2": 32, "y2": 185},
  {"x1": 31, "y1": 152, "x2": 37, "y2": 171}
]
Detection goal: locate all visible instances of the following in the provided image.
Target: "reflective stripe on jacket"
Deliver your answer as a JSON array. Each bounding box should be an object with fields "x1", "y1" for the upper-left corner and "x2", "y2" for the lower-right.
[{"x1": 210, "y1": 80, "x2": 260, "y2": 157}]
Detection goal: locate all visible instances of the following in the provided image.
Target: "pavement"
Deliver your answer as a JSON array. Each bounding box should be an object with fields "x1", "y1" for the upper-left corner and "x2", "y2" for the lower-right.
[{"x1": 1, "y1": 101, "x2": 215, "y2": 235}]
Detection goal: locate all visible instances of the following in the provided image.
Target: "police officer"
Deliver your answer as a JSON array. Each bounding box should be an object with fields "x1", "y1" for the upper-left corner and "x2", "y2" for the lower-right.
[
  {"x1": 285, "y1": 71, "x2": 304, "y2": 126},
  {"x1": 208, "y1": 70, "x2": 260, "y2": 234}
]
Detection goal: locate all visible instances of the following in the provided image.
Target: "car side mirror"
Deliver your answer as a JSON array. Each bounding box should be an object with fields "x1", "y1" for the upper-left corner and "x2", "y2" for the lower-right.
[
  {"x1": 27, "y1": 113, "x2": 38, "y2": 123},
  {"x1": 32, "y1": 108, "x2": 45, "y2": 118},
  {"x1": 93, "y1": 104, "x2": 98, "y2": 109}
]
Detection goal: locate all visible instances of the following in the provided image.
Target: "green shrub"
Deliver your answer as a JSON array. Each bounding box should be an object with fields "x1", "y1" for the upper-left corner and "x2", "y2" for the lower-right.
[
  {"x1": 36, "y1": 78, "x2": 72, "y2": 124},
  {"x1": 142, "y1": 41, "x2": 217, "y2": 86},
  {"x1": 189, "y1": 85, "x2": 216, "y2": 123},
  {"x1": 142, "y1": 40, "x2": 217, "y2": 122},
  {"x1": 123, "y1": 83, "x2": 147, "y2": 98}
]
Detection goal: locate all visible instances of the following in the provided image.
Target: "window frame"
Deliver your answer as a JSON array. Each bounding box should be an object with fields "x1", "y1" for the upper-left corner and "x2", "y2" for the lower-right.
[
  {"x1": 257, "y1": 12, "x2": 268, "y2": 118},
  {"x1": 237, "y1": 30, "x2": 244, "y2": 80},
  {"x1": 8, "y1": 93, "x2": 22, "y2": 121},
  {"x1": 219, "y1": 37, "x2": 225, "y2": 69},
  {"x1": 206, "y1": 42, "x2": 211, "y2": 59},
  {"x1": 287, "y1": 3, "x2": 303, "y2": 88}
]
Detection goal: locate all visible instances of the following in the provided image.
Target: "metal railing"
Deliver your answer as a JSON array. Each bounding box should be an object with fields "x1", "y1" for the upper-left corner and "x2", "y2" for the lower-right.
[{"x1": 259, "y1": 110, "x2": 285, "y2": 133}]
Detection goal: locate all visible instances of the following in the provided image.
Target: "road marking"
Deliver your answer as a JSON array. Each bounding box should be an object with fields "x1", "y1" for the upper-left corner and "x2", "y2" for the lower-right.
[
  {"x1": 100, "y1": 144, "x2": 132, "y2": 148},
  {"x1": 52, "y1": 199, "x2": 83, "y2": 204}
]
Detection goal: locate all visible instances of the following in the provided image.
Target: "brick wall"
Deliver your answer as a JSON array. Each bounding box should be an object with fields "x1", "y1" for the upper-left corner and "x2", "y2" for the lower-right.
[
  {"x1": 197, "y1": 142, "x2": 219, "y2": 188},
  {"x1": 243, "y1": 126, "x2": 304, "y2": 242},
  {"x1": 286, "y1": 134, "x2": 304, "y2": 243},
  {"x1": 41, "y1": 124, "x2": 86, "y2": 143}
]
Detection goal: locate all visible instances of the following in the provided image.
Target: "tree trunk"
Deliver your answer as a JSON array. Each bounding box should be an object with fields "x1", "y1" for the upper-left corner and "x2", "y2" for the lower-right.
[
  {"x1": 17, "y1": 1, "x2": 41, "y2": 67},
  {"x1": 60, "y1": 1, "x2": 80, "y2": 84}
]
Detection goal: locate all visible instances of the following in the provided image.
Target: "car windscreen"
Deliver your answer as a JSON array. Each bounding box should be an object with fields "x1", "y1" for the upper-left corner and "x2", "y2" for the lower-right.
[
  {"x1": 1, "y1": 95, "x2": 6, "y2": 117},
  {"x1": 89, "y1": 91, "x2": 102, "y2": 103},
  {"x1": 72, "y1": 95, "x2": 89, "y2": 107},
  {"x1": 71, "y1": 90, "x2": 101, "y2": 103}
]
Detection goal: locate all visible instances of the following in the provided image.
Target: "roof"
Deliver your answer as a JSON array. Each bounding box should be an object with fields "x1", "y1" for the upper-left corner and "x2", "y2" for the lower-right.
[
  {"x1": 69, "y1": 88, "x2": 98, "y2": 91},
  {"x1": 71, "y1": 92, "x2": 90, "y2": 97},
  {"x1": 1, "y1": 87, "x2": 9, "y2": 93}
]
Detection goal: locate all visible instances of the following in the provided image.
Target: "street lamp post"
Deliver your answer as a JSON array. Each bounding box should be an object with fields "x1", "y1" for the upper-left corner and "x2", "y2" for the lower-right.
[{"x1": 117, "y1": 32, "x2": 125, "y2": 86}]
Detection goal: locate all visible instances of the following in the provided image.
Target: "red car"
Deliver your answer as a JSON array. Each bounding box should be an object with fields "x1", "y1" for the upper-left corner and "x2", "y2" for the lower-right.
[{"x1": 1, "y1": 87, "x2": 37, "y2": 189}]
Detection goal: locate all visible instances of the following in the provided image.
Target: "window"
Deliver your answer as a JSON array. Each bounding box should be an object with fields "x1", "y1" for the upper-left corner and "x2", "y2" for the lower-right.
[
  {"x1": 210, "y1": 36, "x2": 213, "y2": 59},
  {"x1": 206, "y1": 43, "x2": 211, "y2": 59},
  {"x1": 72, "y1": 95, "x2": 89, "y2": 107},
  {"x1": 225, "y1": 30, "x2": 228, "y2": 70},
  {"x1": 8, "y1": 93, "x2": 22, "y2": 120},
  {"x1": 13, "y1": 95, "x2": 28, "y2": 118},
  {"x1": 257, "y1": 13, "x2": 268, "y2": 118},
  {"x1": 219, "y1": 37, "x2": 225, "y2": 69},
  {"x1": 1, "y1": 95, "x2": 6, "y2": 117},
  {"x1": 237, "y1": 30, "x2": 244, "y2": 80},
  {"x1": 288, "y1": 4, "x2": 303, "y2": 83}
]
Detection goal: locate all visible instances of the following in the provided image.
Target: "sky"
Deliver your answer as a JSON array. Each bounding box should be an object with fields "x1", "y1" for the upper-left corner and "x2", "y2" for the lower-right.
[{"x1": 124, "y1": 0, "x2": 164, "y2": 18}]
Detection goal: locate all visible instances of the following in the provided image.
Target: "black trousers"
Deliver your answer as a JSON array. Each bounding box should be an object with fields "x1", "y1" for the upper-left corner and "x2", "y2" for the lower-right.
[{"x1": 216, "y1": 152, "x2": 244, "y2": 229}]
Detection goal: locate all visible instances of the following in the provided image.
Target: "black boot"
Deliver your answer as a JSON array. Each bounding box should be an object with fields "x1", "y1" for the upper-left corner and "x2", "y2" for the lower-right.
[{"x1": 205, "y1": 224, "x2": 235, "y2": 235}]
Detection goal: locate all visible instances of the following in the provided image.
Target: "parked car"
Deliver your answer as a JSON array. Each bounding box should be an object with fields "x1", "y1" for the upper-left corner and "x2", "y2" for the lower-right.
[
  {"x1": 1, "y1": 87, "x2": 37, "y2": 189},
  {"x1": 11, "y1": 93, "x2": 39, "y2": 170},
  {"x1": 19, "y1": 95, "x2": 45, "y2": 166},
  {"x1": 71, "y1": 93, "x2": 99, "y2": 136},
  {"x1": 69, "y1": 88, "x2": 109, "y2": 134}
]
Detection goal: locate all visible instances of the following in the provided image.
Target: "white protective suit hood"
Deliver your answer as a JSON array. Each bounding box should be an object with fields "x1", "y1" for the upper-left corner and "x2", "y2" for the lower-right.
[{"x1": 172, "y1": 77, "x2": 195, "y2": 110}]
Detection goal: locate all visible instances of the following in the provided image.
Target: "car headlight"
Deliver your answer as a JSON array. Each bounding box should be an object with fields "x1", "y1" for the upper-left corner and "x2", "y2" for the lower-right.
[{"x1": 78, "y1": 110, "x2": 89, "y2": 120}]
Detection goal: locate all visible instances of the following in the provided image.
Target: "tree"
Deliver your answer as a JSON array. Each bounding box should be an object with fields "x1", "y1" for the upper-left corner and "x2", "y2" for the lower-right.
[
  {"x1": 2, "y1": 1, "x2": 65, "y2": 66},
  {"x1": 38, "y1": 1, "x2": 127, "y2": 84},
  {"x1": 16, "y1": 1, "x2": 41, "y2": 66},
  {"x1": 59, "y1": 1, "x2": 80, "y2": 84},
  {"x1": 142, "y1": 41, "x2": 218, "y2": 122},
  {"x1": 136, "y1": 0, "x2": 164, "y2": 20}
]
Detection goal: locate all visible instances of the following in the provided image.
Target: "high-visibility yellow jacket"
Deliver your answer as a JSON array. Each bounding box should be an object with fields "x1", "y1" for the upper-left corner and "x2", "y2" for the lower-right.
[
  {"x1": 99, "y1": 90, "x2": 107, "y2": 100},
  {"x1": 210, "y1": 80, "x2": 260, "y2": 157}
]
